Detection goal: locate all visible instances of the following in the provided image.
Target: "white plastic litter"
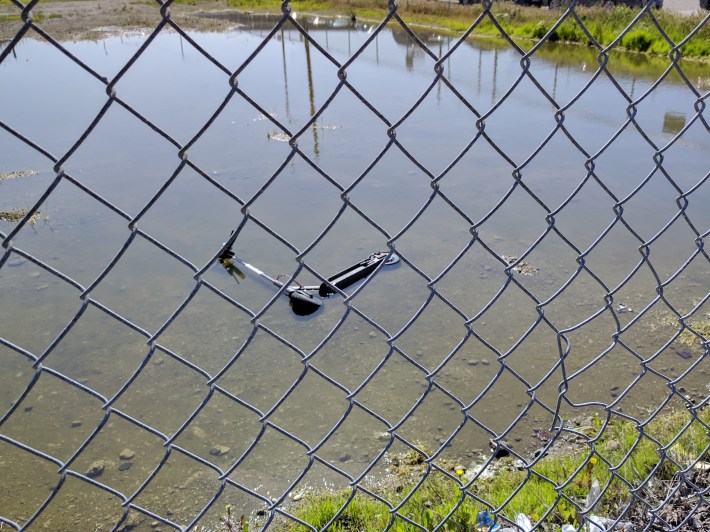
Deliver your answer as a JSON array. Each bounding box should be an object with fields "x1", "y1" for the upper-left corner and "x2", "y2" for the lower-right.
[
  {"x1": 586, "y1": 515, "x2": 634, "y2": 531},
  {"x1": 586, "y1": 515, "x2": 607, "y2": 531},
  {"x1": 514, "y1": 513, "x2": 532, "y2": 532},
  {"x1": 585, "y1": 478, "x2": 601, "y2": 511}
]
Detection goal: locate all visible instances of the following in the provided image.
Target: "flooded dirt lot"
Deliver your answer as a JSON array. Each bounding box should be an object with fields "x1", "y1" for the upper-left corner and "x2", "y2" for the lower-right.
[{"x1": 1, "y1": 2, "x2": 708, "y2": 531}]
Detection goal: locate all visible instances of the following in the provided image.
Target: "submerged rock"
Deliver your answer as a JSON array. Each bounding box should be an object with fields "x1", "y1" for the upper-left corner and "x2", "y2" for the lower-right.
[
  {"x1": 209, "y1": 445, "x2": 230, "y2": 457},
  {"x1": 119, "y1": 448, "x2": 135, "y2": 461},
  {"x1": 86, "y1": 460, "x2": 107, "y2": 478}
]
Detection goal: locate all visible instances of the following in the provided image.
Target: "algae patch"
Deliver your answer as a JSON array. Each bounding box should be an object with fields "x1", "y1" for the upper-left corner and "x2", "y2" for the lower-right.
[
  {"x1": 658, "y1": 312, "x2": 710, "y2": 349},
  {"x1": 1, "y1": 169, "x2": 42, "y2": 224},
  {"x1": 0, "y1": 169, "x2": 38, "y2": 180},
  {"x1": 0, "y1": 209, "x2": 40, "y2": 224}
]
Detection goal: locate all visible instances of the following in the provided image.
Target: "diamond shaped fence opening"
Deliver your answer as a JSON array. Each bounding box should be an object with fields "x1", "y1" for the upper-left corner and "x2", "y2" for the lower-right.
[{"x1": 1, "y1": 0, "x2": 709, "y2": 531}]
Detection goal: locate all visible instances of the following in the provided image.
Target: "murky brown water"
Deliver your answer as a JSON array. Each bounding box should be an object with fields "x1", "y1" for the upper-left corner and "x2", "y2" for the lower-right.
[{"x1": 1, "y1": 13, "x2": 708, "y2": 530}]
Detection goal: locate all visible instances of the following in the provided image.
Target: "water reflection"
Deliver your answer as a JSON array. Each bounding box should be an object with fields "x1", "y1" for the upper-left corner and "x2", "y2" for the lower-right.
[{"x1": 662, "y1": 111, "x2": 686, "y2": 134}]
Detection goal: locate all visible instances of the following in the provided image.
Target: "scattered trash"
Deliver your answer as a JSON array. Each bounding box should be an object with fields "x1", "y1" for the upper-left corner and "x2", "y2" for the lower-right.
[
  {"x1": 585, "y1": 515, "x2": 633, "y2": 531},
  {"x1": 290, "y1": 488, "x2": 307, "y2": 502},
  {"x1": 585, "y1": 478, "x2": 600, "y2": 510},
  {"x1": 469, "y1": 463, "x2": 495, "y2": 481},
  {"x1": 514, "y1": 513, "x2": 532, "y2": 531},
  {"x1": 513, "y1": 458, "x2": 527, "y2": 470},
  {"x1": 533, "y1": 446, "x2": 548, "y2": 459},
  {"x1": 534, "y1": 428, "x2": 555, "y2": 443},
  {"x1": 475, "y1": 510, "x2": 500, "y2": 531},
  {"x1": 489, "y1": 439, "x2": 511, "y2": 459}
]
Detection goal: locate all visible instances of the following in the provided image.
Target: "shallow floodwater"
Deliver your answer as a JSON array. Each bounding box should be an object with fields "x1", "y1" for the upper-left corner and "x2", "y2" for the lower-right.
[{"x1": 1, "y1": 14, "x2": 709, "y2": 530}]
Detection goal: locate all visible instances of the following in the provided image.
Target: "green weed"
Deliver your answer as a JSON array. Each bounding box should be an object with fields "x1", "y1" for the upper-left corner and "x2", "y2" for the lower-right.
[
  {"x1": 222, "y1": 504, "x2": 249, "y2": 532},
  {"x1": 621, "y1": 29, "x2": 655, "y2": 52},
  {"x1": 274, "y1": 407, "x2": 709, "y2": 530},
  {"x1": 261, "y1": 1, "x2": 710, "y2": 59}
]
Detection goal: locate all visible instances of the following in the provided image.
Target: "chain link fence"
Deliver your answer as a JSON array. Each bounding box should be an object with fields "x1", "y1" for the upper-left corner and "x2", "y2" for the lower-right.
[{"x1": 1, "y1": 0, "x2": 709, "y2": 530}]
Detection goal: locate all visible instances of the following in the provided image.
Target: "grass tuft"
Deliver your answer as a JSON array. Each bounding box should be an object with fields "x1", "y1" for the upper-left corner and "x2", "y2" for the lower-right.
[
  {"x1": 269, "y1": 407, "x2": 709, "y2": 530},
  {"x1": 237, "y1": 1, "x2": 710, "y2": 59}
]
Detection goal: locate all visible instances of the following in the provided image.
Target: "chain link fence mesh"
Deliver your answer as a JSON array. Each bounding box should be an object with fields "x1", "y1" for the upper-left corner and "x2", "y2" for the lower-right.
[{"x1": 1, "y1": 0, "x2": 709, "y2": 530}]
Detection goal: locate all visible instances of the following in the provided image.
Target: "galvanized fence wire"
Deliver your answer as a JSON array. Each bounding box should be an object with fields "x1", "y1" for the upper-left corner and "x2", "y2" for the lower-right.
[{"x1": 0, "y1": 0, "x2": 709, "y2": 530}]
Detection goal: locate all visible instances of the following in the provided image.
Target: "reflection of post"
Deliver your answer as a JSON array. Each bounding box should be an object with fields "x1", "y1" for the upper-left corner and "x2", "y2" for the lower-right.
[
  {"x1": 492, "y1": 48, "x2": 498, "y2": 103},
  {"x1": 304, "y1": 35, "x2": 320, "y2": 157},
  {"x1": 281, "y1": 27, "x2": 291, "y2": 122},
  {"x1": 437, "y1": 40, "x2": 443, "y2": 103},
  {"x1": 406, "y1": 43, "x2": 414, "y2": 71},
  {"x1": 662, "y1": 111, "x2": 686, "y2": 134},
  {"x1": 447, "y1": 35, "x2": 451, "y2": 80},
  {"x1": 552, "y1": 61, "x2": 558, "y2": 101},
  {"x1": 477, "y1": 48, "x2": 482, "y2": 97}
]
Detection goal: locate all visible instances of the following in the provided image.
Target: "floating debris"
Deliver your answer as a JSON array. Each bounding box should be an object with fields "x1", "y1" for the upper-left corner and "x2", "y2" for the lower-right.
[
  {"x1": 0, "y1": 209, "x2": 40, "y2": 224},
  {"x1": 267, "y1": 131, "x2": 290, "y2": 142},
  {"x1": 672, "y1": 348, "x2": 693, "y2": 360},
  {"x1": 501, "y1": 255, "x2": 539, "y2": 276},
  {"x1": 0, "y1": 169, "x2": 38, "y2": 180},
  {"x1": 253, "y1": 112, "x2": 276, "y2": 122}
]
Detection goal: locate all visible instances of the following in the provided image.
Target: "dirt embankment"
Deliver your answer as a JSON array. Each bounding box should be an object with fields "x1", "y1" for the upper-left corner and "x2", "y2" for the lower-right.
[{"x1": 0, "y1": 0, "x2": 266, "y2": 42}]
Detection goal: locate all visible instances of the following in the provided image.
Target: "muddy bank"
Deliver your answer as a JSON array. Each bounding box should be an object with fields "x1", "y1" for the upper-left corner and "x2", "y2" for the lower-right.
[{"x1": 0, "y1": 0, "x2": 276, "y2": 42}]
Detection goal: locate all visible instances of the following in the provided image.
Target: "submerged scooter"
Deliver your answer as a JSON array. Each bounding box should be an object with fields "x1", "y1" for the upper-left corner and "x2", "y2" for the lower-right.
[{"x1": 218, "y1": 245, "x2": 399, "y2": 316}]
